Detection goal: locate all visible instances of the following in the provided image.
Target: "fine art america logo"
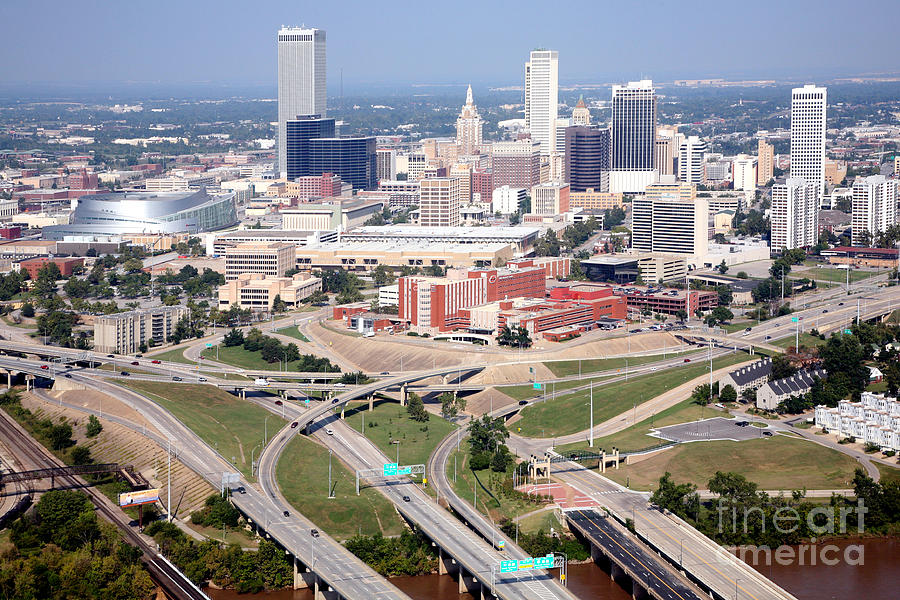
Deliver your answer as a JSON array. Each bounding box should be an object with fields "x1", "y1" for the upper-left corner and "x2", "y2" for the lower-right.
[{"x1": 718, "y1": 499, "x2": 867, "y2": 566}]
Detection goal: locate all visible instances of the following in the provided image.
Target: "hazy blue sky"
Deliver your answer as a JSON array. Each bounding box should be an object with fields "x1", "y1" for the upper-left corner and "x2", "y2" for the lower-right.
[{"x1": 2, "y1": 0, "x2": 899, "y2": 89}]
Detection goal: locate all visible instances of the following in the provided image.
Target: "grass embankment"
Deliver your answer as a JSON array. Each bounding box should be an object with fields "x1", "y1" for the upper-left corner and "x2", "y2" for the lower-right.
[
  {"x1": 800, "y1": 267, "x2": 879, "y2": 284},
  {"x1": 446, "y1": 446, "x2": 552, "y2": 532},
  {"x1": 558, "y1": 396, "x2": 724, "y2": 455},
  {"x1": 515, "y1": 353, "x2": 753, "y2": 438},
  {"x1": 499, "y1": 375, "x2": 612, "y2": 402},
  {"x1": 770, "y1": 332, "x2": 825, "y2": 349},
  {"x1": 275, "y1": 326, "x2": 310, "y2": 343},
  {"x1": 542, "y1": 348, "x2": 701, "y2": 377},
  {"x1": 604, "y1": 435, "x2": 861, "y2": 491},
  {"x1": 344, "y1": 400, "x2": 457, "y2": 468},
  {"x1": 117, "y1": 380, "x2": 281, "y2": 480},
  {"x1": 276, "y1": 435, "x2": 405, "y2": 540},
  {"x1": 875, "y1": 462, "x2": 900, "y2": 485},
  {"x1": 143, "y1": 346, "x2": 193, "y2": 364}
]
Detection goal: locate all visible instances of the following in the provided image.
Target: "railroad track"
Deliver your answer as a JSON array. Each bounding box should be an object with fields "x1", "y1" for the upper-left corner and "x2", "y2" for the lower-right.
[{"x1": 0, "y1": 410, "x2": 209, "y2": 600}]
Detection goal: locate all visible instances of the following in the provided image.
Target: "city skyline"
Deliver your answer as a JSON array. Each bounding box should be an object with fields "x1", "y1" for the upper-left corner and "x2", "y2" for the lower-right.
[{"x1": 2, "y1": 0, "x2": 899, "y2": 88}]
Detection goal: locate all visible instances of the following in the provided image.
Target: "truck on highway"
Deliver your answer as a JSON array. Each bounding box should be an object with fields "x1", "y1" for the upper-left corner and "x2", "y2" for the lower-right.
[{"x1": 254, "y1": 377, "x2": 269, "y2": 386}]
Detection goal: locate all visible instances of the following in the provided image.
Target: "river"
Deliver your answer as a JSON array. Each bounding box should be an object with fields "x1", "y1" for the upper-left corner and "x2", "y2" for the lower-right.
[{"x1": 206, "y1": 537, "x2": 899, "y2": 600}]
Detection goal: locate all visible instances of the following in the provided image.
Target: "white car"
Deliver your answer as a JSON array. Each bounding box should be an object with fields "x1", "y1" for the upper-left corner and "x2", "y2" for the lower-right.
[
  {"x1": 325, "y1": 428, "x2": 334, "y2": 436},
  {"x1": 333, "y1": 382, "x2": 345, "y2": 387},
  {"x1": 714, "y1": 403, "x2": 725, "y2": 409}
]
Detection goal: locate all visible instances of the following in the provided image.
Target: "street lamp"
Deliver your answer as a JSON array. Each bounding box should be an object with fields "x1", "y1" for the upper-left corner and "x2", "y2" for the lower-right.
[
  {"x1": 392, "y1": 439, "x2": 401, "y2": 464},
  {"x1": 735, "y1": 578, "x2": 742, "y2": 600},
  {"x1": 328, "y1": 449, "x2": 335, "y2": 498},
  {"x1": 264, "y1": 415, "x2": 270, "y2": 446}
]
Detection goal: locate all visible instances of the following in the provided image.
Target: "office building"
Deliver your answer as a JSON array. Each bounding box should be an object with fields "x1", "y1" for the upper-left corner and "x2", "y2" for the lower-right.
[
  {"x1": 572, "y1": 95, "x2": 591, "y2": 126},
  {"x1": 678, "y1": 136, "x2": 706, "y2": 184},
  {"x1": 406, "y1": 154, "x2": 427, "y2": 180},
  {"x1": 610, "y1": 80, "x2": 657, "y2": 193},
  {"x1": 370, "y1": 180, "x2": 420, "y2": 208},
  {"x1": 285, "y1": 172, "x2": 343, "y2": 200},
  {"x1": 704, "y1": 161, "x2": 731, "y2": 183},
  {"x1": 564, "y1": 126, "x2": 611, "y2": 192},
  {"x1": 531, "y1": 182, "x2": 570, "y2": 216},
  {"x1": 771, "y1": 177, "x2": 819, "y2": 250},
  {"x1": 492, "y1": 186, "x2": 527, "y2": 215},
  {"x1": 278, "y1": 26, "x2": 326, "y2": 177},
  {"x1": 790, "y1": 85, "x2": 827, "y2": 196},
  {"x1": 281, "y1": 198, "x2": 383, "y2": 231},
  {"x1": 419, "y1": 178, "x2": 460, "y2": 227},
  {"x1": 757, "y1": 139, "x2": 774, "y2": 186},
  {"x1": 524, "y1": 49, "x2": 559, "y2": 156},
  {"x1": 471, "y1": 169, "x2": 493, "y2": 204},
  {"x1": 456, "y1": 85, "x2": 484, "y2": 156},
  {"x1": 19, "y1": 257, "x2": 83, "y2": 279},
  {"x1": 852, "y1": 175, "x2": 897, "y2": 246},
  {"x1": 284, "y1": 114, "x2": 336, "y2": 179},
  {"x1": 376, "y1": 148, "x2": 397, "y2": 181},
  {"x1": 569, "y1": 190, "x2": 623, "y2": 211},
  {"x1": 492, "y1": 140, "x2": 542, "y2": 189},
  {"x1": 295, "y1": 241, "x2": 514, "y2": 272},
  {"x1": 449, "y1": 163, "x2": 473, "y2": 204},
  {"x1": 342, "y1": 225, "x2": 539, "y2": 255},
  {"x1": 224, "y1": 242, "x2": 295, "y2": 281},
  {"x1": 633, "y1": 178, "x2": 707, "y2": 257},
  {"x1": 824, "y1": 159, "x2": 847, "y2": 186},
  {"x1": 218, "y1": 273, "x2": 322, "y2": 310},
  {"x1": 553, "y1": 120, "x2": 570, "y2": 154},
  {"x1": 308, "y1": 137, "x2": 377, "y2": 190},
  {"x1": 732, "y1": 155, "x2": 757, "y2": 192},
  {"x1": 655, "y1": 127, "x2": 678, "y2": 177},
  {"x1": 94, "y1": 306, "x2": 189, "y2": 355}
]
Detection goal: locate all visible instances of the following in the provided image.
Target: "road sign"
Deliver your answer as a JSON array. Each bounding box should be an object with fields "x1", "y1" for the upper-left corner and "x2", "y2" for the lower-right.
[
  {"x1": 382, "y1": 463, "x2": 398, "y2": 476},
  {"x1": 791, "y1": 317, "x2": 798, "y2": 323},
  {"x1": 205, "y1": 342, "x2": 213, "y2": 348},
  {"x1": 398, "y1": 466, "x2": 412, "y2": 475},
  {"x1": 304, "y1": 399, "x2": 310, "y2": 405},
  {"x1": 517, "y1": 558, "x2": 534, "y2": 570},
  {"x1": 498, "y1": 540, "x2": 505, "y2": 550},
  {"x1": 533, "y1": 382, "x2": 542, "y2": 390},
  {"x1": 119, "y1": 488, "x2": 160, "y2": 507},
  {"x1": 844, "y1": 329, "x2": 852, "y2": 334},
  {"x1": 500, "y1": 560, "x2": 518, "y2": 573},
  {"x1": 534, "y1": 555, "x2": 554, "y2": 569}
]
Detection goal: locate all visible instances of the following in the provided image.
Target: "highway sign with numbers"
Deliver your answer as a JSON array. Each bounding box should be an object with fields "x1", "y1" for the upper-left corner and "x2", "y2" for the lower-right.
[
  {"x1": 382, "y1": 463, "x2": 398, "y2": 476},
  {"x1": 500, "y1": 560, "x2": 518, "y2": 573}
]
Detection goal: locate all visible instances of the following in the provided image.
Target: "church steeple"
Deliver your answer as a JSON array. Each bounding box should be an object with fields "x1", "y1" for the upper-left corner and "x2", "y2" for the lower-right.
[{"x1": 466, "y1": 84, "x2": 474, "y2": 105}]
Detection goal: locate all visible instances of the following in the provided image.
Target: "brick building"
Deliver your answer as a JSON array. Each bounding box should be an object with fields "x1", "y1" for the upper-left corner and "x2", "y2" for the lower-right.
[{"x1": 19, "y1": 256, "x2": 83, "y2": 279}]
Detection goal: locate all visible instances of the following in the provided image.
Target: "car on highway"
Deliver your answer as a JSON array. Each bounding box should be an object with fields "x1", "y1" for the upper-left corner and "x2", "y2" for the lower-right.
[
  {"x1": 283, "y1": 510, "x2": 289, "y2": 517},
  {"x1": 839, "y1": 302, "x2": 844, "y2": 306},
  {"x1": 333, "y1": 382, "x2": 345, "y2": 387},
  {"x1": 135, "y1": 354, "x2": 143, "y2": 358},
  {"x1": 151, "y1": 360, "x2": 161, "y2": 364},
  {"x1": 650, "y1": 366, "x2": 658, "y2": 371},
  {"x1": 130, "y1": 361, "x2": 139, "y2": 366},
  {"x1": 310, "y1": 529, "x2": 320, "y2": 538},
  {"x1": 683, "y1": 358, "x2": 691, "y2": 363},
  {"x1": 236, "y1": 486, "x2": 245, "y2": 494},
  {"x1": 823, "y1": 309, "x2": 828, "y2": 313},
  {"x1": 765, "y1": 335, "x2": 772, "y2": 340},
  {"x1": 380, "y1": 371, "x2": 390, "y2": 375},
  {"x1": 291, "y1": 422, "x2": 299, "y2": 428},
  {"x1": 325, "y1": 428, "x2": 334, "y2": 436},
  {"x1": 120, "y1": 371, "x2": 130, "y2": 376},
  {"x1": 64, "y1": 374, "x2": 72, "y2": 379},
  {"x1": 275, "y1": 400, "x2": 283, "y2": 406},
  {"x1": 763, "y1": 431, "x2": 774, "y2": 436},
  {"x1": 198, "y1": 377, "x2": 207, "y2": 382},
  {"x1": 518, "y1": 400, "x2": 528, "y2": 406},
  {"x1": 106, "y1": 354, "x2": 115, "y2": 358},
  {"x1": 172, "y1": 376, "x2": 182, "y2": 381},
  {"x1": 745, "y1": 327, "x2": 752, "y2": 332},
  {"x1": 402, "y1": 496, "x2": 411, "y2": 502},
  {"x1": 331, "y1": 398, "x2": 339, "y2": 404},
  {"x1": 40, "y1": 365, "x2": 48, "y2": 370}
]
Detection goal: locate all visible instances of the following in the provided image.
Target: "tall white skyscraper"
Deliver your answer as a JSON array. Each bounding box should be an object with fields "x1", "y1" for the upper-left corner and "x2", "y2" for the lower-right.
[
  {"x1": 455, "y1": 85, "x2": 483, "y2": 156},
  {"x1": 771, "y1": 177, "x2": 819, "y2": 251},
  {"x1": 677, "y1": 136, "x2": 706, "y2": 184},
  {"x1": 524, "y1": 49, "x2": 558, "y2": 156},
  {"x1": 277, "y1": 26, "x2": 327, "y2": 177},
  {"x1": 852, "y1": 175, "x2": 897, "y2": 246},
  {"x1": 789, "y1": 84, "x2": 827, "y2": 197},
  {"x1": 610, "y1": 80, "x2": 657, "y2": 193}
]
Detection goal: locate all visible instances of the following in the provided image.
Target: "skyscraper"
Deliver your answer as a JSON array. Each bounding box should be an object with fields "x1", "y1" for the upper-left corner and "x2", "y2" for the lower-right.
[
  {"x1": 455, "y1": 85, "x2": 483, "y2": 156},
  {"x1": 285, "y1": 115, "x2": 376, "y2": 190},
  {"x1": 564, "y1": 126, "x2": 610, "y2": 192},
  {"x1": 491, "y1": 140, "x2": 542, "y2": 189},
  {"x1": 419, "y1": 178, "x2": 460, "y2": 227},
  {"x1": 524, "y1": 49, "x2": 559, "y2": 156},
  {"x1": 771, "y1": 177, "x2": 818, "y2": 251},
  {"x1": 677, "y1": 136, "x2": 706, "y2": 184},
  {"x1": 284, "y1": 115, "x2": 335, "y2": 180},
  {"x1": 852, "y1": 175, "x2": 897, "y2": 246},
  {"x1": 572, "y1": 95, "x2": 591, "y2": 126},
  {"x1": 632, "y1": 177, "x2": 707, "y2": 257},
  {"x1": 610, "y1": 80, "x2": 657, "y2": 193},
  {"x1": 277, "y1": 27, "x2": 327, "y2": 177},
  {"x1": 790, "y1": 85, "x2": 827, "y2": 197},
  {"x1": 757, "y1": 139, "x2": 774, "y2": 186}
]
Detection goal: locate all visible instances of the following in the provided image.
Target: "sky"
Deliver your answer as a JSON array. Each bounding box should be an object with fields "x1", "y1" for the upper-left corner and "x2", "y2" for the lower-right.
[{"x1": 2, "y1": 0, "x2": 899, "y2": 91}]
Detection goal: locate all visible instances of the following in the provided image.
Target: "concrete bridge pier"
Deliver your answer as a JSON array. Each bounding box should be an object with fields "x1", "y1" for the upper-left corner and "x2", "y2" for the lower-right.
[
  {"x1": 292, "y1": 556, "x2": 312, "y2": 589},
  {"x1": 368, "y1": 395, "x2": 374, "y2": 411},
  {"x1": 437, "y1": 547, "x2": 459, "y2": 576},
  {"x1": 631, "y1": 579, "x2": 651, "y2": 600},
  {"x1": 339, "y1": 406, "x2": 345, "y2": 420},
  {"x1": 400, "y1": 384, "x2": 408, "y2": 406},
  {"x1": 457, "y1": 565, "x2": 483, "y2": 599}
]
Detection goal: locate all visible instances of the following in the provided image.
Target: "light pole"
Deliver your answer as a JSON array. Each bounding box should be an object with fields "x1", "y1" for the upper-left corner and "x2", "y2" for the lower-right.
[
  {"x1": 328, "y1": 449, "x2": 334, "y2": 498},
  {"x1": 264, "y1": 415, "x2": 270, "y2": 446},
  {"x1": 589, "y1": 381, "x2": 594, "y2": 447},
  {"x1": 251, "y1": 443, "x2": 261, "y2": 476},
  {"x1": 392, "y1": 439, "x2": 400, "y2": 464},
  {"x1": 735, "y1": 577, "x2": 742, "y2": 600}
]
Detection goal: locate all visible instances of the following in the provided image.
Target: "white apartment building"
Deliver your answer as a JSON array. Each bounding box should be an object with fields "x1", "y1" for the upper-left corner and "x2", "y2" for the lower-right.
[
  {"x1": 851, "y1": 175, "x2": 897, "y2": 246},
  {"x1": 524, "y1": 50, "x2": 559, "y2": 156},
  {"x1": 771, "y1": 177, "x2": 819, "y2": 251},
  {"x1": 790, "y1": 85, "x2": 827, "y2": 197},
  {"x1": 732, "y1": 154, "x2": 758, "y2": 192},
  {"x1": 94, "y1": 306, "x2": 189, "y2": 355},
  {"x1": 677, "y1": 136, "x2": 706, "y2": 184},
  {"x1": 378, "y1": 284, "x2": 399, "y2": 307},
  {"x1": 224, "y1": 242, "x2": 295, "y2": 281},
  {"x1": 277, "y1": 26, "x2": 327, "y2": 177},
  {"x1": 419, "y1": 177, "x2": 460, "y2": 227},
  {"x1": 610, "y1": 80, "x2": 657, "y2": 194},
  {"x1": 492, "y1": 186, "x2": 527, "y2": 215},
  {"x1": 815, "y1": 392, "x2": 900, "y2": 451},
  {"x1": 632, "y1": 178, "x2": 708, "y2": 259}
]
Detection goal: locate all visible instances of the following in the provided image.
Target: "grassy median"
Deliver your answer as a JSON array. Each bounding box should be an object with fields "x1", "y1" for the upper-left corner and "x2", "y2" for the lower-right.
[
  {"x1": 276, "y1": 434, "x2": 405, "y2": 540},
  {"x1": 543, "y1": 348, "x2": 700, "y2": 378}
]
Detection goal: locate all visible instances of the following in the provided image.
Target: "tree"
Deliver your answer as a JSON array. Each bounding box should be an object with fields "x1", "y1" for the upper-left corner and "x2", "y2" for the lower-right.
[
  {"x1": 439, "y1": 392, "x2": 466, "y2": 419},
  {"x1": 468, "y1": 414, "x2": 509, "y2": 455},
  {"x1": 650, "y1": 472, "x2": 698, "y2": 520},
  {"x1": 223, "y1": 328, "x2": 244, "y2": 347},
  {"x1": 272, "y1": 294, "x2": 287, "y2": 313},
  {"x1": 675, "y1": 309, "x2": 688, "y2": 322},
  {"x1": 770, "y1": 354, "x2": 798, "y2": 381},
  {"x1": 691, "y1": 383, "x2": 713, "y2": 406},
  {"x1": 491, "y1": 447, "x2": 514, "y2": 472},
  {"x1": 819, "y1": 334, "x2": 869, "y2": 392},
  {"x1": 704, "y1": 306, "x2": 734, "y2": 327},
  {"x1": 716, "y1": 285, "x2": 733, "y2": 306},
  {"x1": 372, "y1": 265, "x2": 395, "y2": 288},
  {"x1": 534, "y1": 230, "x2": 561, "y2": 257},
  {"x1": 708, "y1": 471, "x2": 758, "y2": 503},
  {"x1": 20, "y1": 302, "x2": 34, "y2": 318},
  {"x1": 717, "y1": 260, "x2": 729, "y2": 274},
  {"x1": 86, "y1": 414, "x2": 103, "y2": 437},
  {"x1": 719, "y1": 384, "x2": 737, "y2": 404},
  {"x1": 406, "y1": 392, "x2": 429, "y2": 422}
]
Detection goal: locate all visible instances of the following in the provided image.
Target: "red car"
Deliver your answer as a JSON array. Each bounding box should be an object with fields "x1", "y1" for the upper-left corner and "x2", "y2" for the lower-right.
[
  {"x1": 151, "y1": 360, "x2": 161, "y2": 364},
  {"x1": 131, "y1": 361, "x2": 139, "y2": 366},
  {"x1": 683, "y1": 358, "x2": 691, "y2": 363},
  {"x1": 291, "y1": 422, "x2": 299, "y2": 429},
  {"x1": 40, "y1": 365, "x2": 49, "y2": 370},
  {"x1": 275, "y1": 400, "x2": 283, "y2": 406}
]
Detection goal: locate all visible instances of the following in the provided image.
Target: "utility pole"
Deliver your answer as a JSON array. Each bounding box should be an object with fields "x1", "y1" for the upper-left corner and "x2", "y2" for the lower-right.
[
  {"x1": 167, "y1": 439, "x2": 172, "y2": 522},
  {"x1": 589, "y1": 381, "x2": 594, "y2": 447}
]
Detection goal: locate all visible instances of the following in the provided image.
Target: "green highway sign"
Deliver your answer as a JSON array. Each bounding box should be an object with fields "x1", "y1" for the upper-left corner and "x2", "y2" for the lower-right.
[
  {"x1": 382, "y1": 463, "x2": 398, "y2": 476},
  {"x1": 791, "y1": 317, "x2": 798, "y2": 323},
  {"x1": 533, "y1": 382, "x2": 542, "y2": 390},
  {"x1": 498, "y1": 540, "x2": 505, "y2": 549},
  {"x1": 398, "y1": 466, "x2": 412, "y2": 475},
  {"x1": 844, "y1": 329, "x2": 852, "y2": 334},
  {"x1": 534, "y1": 555, "x2": 554, "y2": 569},
  {"x1": 517, "y1": 558, "x2": 534, "y2": 570},
  {"x1": 500, "y1": 560, "x2": 518, "y2": 573}
]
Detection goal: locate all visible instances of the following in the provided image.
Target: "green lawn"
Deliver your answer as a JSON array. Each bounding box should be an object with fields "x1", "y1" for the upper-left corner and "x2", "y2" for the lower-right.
[
  {"x1": 117, "y1": 380, "x2": 282, "y2": 480},
  {"x1": 603, "y1": 435, "x2": 861, "y2": 491},
  {"x1": 200, "y1": 344, "x2": 334, "y2": 373},
  {"x1": 276, "y1": 326, "x2": 310, "y2": 343},
  {"x1": 543, "y1": 348, "x2": 701, "y2": 378},
  {"x1": 499, "y1": 375, "x2": 612, "y2": 402},
  {"x1": 344, "y1": 400, "x2": 457, "y2": 468},
  {"x1": 770, "y1": 332, "x2": 824, "y2": 349},
  {"x1": 875, "y1": 462, "x2": 900, "y2": 485},
  {"x1": 514, "y1": 353, "x2": 753, "y2": 438},
  {"x1": 800, "y1": 267, "x2": 878, "y2": 284},
  {"x1": 722, "y1": 322, "x2": 755, "y2": 334},
  {"x1": 145, "y1": 346, "x2": 193, "y2": 364},
  {"x1": 276, "y1": 435, "x2": 405, "y2": 540},
  {"x1": 558, "y1": 396, "x2": 722, "y2": 455}
]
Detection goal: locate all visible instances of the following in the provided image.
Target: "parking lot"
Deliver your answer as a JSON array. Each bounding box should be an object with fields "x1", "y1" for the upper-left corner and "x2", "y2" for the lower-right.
[{"x1": 652, "y1": 417, "x2": 770, "y2": 443}]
